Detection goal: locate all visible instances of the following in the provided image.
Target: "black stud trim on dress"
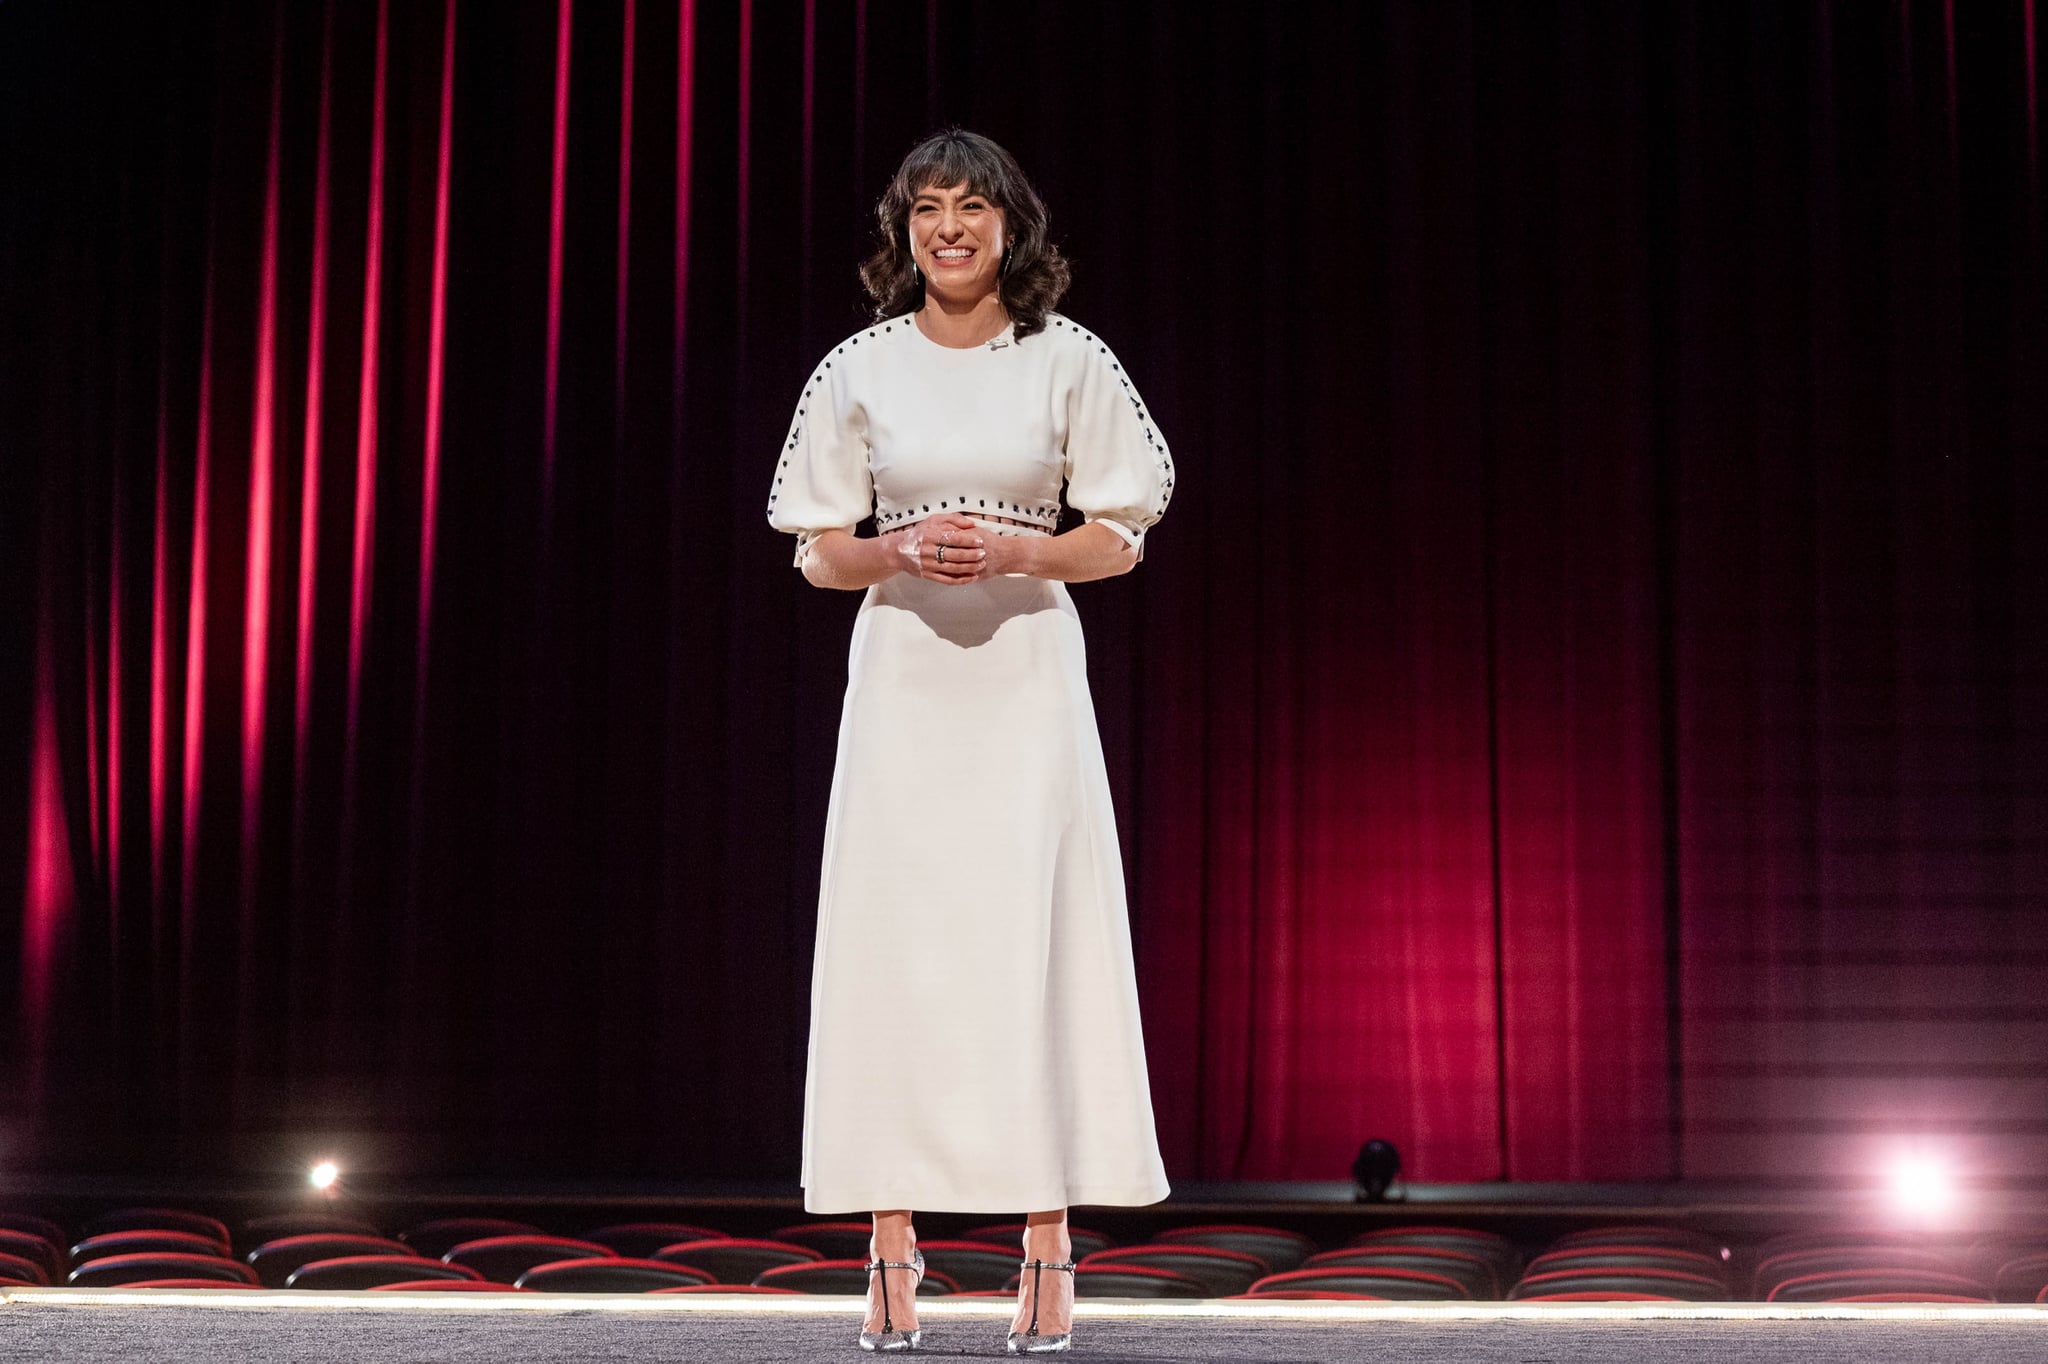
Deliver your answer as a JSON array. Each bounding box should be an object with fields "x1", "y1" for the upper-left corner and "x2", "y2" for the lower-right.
[{"x1": 774, "y1": 315, "x2": 1172, "y2": 553}]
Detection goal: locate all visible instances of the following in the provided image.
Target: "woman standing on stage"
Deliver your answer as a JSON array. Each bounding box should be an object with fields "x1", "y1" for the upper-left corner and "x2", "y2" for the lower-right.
[{"x1": 766, "y1": 128, "x2": 1175, "y2": 1354}]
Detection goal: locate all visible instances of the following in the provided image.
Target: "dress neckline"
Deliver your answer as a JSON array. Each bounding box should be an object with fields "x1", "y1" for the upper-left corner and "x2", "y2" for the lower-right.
[{"x1": 908, "y1": 309, "x2": 1016, "y2": 352}]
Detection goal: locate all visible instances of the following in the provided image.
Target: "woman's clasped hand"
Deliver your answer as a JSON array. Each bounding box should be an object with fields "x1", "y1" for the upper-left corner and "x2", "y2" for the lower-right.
[{"x1": 889, "y1": 512, "x2": 1022, "y2": 583}]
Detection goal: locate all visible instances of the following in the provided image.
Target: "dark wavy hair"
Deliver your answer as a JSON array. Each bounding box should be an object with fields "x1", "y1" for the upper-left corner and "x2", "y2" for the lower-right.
[{"x1": 859, "y1": 128, "x2": 1071, "y2": 342}]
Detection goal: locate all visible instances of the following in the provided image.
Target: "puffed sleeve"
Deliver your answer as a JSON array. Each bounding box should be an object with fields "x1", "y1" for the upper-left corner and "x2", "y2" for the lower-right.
[
  {"x1": 1062, "y1": 329, "x2": 1174, "y2": 563},
  {"x1": 766, "y1": 351, "x2": 871, "y2": 568}
]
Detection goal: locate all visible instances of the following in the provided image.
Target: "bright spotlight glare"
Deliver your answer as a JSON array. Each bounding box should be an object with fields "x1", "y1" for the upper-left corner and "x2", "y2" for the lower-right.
[
  {"x1": 309, "y1": 1161, "x2": 340, "y2": 1190},
  {"x1": 1887, "y1": 1154, "x2": 1955, "y2": 1221}
]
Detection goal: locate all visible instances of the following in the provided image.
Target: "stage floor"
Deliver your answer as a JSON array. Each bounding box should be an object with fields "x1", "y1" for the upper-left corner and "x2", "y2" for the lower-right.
[{"x1": 4, "y1": 1289, "x2": 2044, "y2": 1362}]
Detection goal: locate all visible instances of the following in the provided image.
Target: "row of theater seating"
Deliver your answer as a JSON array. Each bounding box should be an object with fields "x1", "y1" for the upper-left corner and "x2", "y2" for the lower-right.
[{"x1": 4, "y1": 1208, "x2": 2046, "y2": 1302}]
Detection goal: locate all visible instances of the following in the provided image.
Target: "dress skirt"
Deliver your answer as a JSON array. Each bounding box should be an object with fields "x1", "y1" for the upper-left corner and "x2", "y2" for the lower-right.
[{"x1": 800, "y1": 565, "x2": 1171, "y2": 1214}]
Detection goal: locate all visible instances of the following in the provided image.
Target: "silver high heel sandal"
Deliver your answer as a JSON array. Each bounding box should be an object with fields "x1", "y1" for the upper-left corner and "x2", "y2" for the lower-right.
[
  {"x1": 1005, "y1": 1257, "x2": 1077, "y2": 1354},
  {"x1": 858, "y1": 1245, "x2": 925, "y2": 1353}
]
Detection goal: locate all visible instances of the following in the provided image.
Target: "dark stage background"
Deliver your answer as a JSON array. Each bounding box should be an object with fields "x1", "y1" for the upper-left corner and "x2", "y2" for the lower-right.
[{"x1": 2, "y1": 0, "x2": 2043, "y2": 1192}]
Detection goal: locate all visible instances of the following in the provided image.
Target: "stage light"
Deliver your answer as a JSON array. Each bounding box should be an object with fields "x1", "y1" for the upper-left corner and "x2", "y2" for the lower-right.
[
  {"x1": 1351, "y1": 1138, "x2": 1402, "y2": 1202},
  {"x1": 309, "y1": 1160, "x2": 340, "y2": 1191},
  {"x1": 1886, "y1": 1153, "x2": 1956, "y2": 1224}
]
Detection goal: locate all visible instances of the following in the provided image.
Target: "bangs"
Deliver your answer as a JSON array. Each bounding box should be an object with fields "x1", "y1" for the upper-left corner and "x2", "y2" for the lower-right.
[{"x1": 896, "y1": 135, "x2": 1013, "y2": 207}]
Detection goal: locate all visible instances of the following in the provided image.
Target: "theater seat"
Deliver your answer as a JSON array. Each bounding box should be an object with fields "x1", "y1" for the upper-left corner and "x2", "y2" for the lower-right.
[
  {"x1": 85, "y1": 1209, "x2": 230, "y2": 1246},
  {"x1": 1767, "y1": 1269, "x2": 1990, "y2": 1303},
  {"x1": 1524, "y1": 1246, "x2": 1729, "y2": 1286},
  {"x1": 1250, "y1": 1266, "x2": 1468, "y2": 1301},
  {"x1": 581, "y1": 1222, "x2": 729, "y2": 1259},
  {"x1": 399, "y1": 1218, "x2": 543, "y2": 1260},
  {"x1": 1154, "y1": 1225, "x2": 1314, "y2": 1274},
  {"x1": 769, "y1": 1222, "x2": 881, "y2": 1261},
  {"x1": 0, "y1": 1214, "x2": 66, "y2": 1248},
  {"x1": 117, "y1": 1279, "x2": 265, "y2": 1290},
  {"x1": 1997, "y1": 1253, "x2": 2048, "y2": 1303},
  {"x1": 72, "y1": 1230, "x2": 230, "y2": 1265},
  {"x1": 286, "y1": 1256, "x2": 478, "y2": 1290},
  {"x1": 515, "y1": 1257, "x2": 713, "y2": 1292},
  {"x1": 368, "y1": 1280, "x2": 527, "y2": 1292},
  {"x1": 1511, "y1": 1290, "x2": 1685, "y2": 1303},
  {"x1": 1348, "y1": 1227, "x2": 1520, "y2": 1277},
  {"x1": 652, "y1": 1282, "x2": 806, "y2": 1295},
  {"x1": 1065, "y1": 1265, "x2": 1205, "y2": 1299},
  {"x1": 1080, "y1": 1245, "x2": 1269, "y2": 1296},
  {"x1": 444, "y1": 1235, "x2": 612, "y2": 1284},
  {"x1": 1752, "y1": 1231, "x2": 1947, "y2": 1264},
  {"x1": 654, "y1": 1238, "x2": 822, "y2": 1285},
  {"x1": 246, "y1": 1234, "x2": 414, "y2": 1288},
  {"x1": 240, "y1": 1213, "x2": 385, "y2": 1245},
  {"x1": 1550, "y1": 1226, "x2": 1725, "y2": 1259},
  {"x1": 0, "y1": 1252, "x2": 47, "y2": 1286},
  {"x1": 69, "y1": 1253, "x2": 258, "y2": 1288},
  {"x1": 1509, "y1": 1269, "x2": 1725, "y2": 1302},
  {"x1": 0, "y1": 1230, "x2": 62, "y2": 1282},
  {"x1": 1303, "y1": 1247, "x2": 1500, "y2": 1299},
  {"x1": 1966, "y1": 1236, "x2": 2048, "y2": 1281},
  {"x1": 1754, "y1": 1245, "x2": 1962, "y2": 1297}
]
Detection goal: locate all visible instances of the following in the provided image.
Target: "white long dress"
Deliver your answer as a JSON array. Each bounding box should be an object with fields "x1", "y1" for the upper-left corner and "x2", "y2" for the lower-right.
[{"x1": 767, "y1": 309, "x2": 1175, "y2": 1214}]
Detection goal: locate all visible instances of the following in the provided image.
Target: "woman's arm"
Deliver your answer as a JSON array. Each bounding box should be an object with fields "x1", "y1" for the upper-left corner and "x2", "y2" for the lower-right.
[
  {"x1": 999, "y1": 520, "x2": 1136, "y2": 583},
  {"x1": 800, "y1": 517, "x2": 1133, "y2": 589},
  {"x1": 800, "y1": 514, "x2": 993, "y2": 590},
  {"x1": 799, "y1": 528, "x2": 906, "y2": 590}
]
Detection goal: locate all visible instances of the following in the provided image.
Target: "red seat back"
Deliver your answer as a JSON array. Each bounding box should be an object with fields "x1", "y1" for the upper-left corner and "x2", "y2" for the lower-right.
[
  {"x1": 514, "y1": 1256, "x2": 713, "y2": 1292},
  {"x1": 1081, "y1": 1244, "x2": 1271, "y2": 1296},
  {"x1": 68, "y1": 1252, "x2": 258, "y2": 1288},
  {"x1": 1250, "y1": 1266, "x2": 1469, "y2": 1301},
  {"x1": 1153, "y1": 1224, "x2": 1315, "y2": 1273},
  {"x1": 287, "y1": 1255, "x2": 478, "y2": 1290},
  {"x1": 443, "y1": 1235, "x2": 612, "y2": 1284}
]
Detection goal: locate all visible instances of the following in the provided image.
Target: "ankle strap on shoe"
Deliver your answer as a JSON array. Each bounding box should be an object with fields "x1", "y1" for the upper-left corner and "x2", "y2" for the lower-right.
[
  {"x1": 866, "y1": 1253, "x2": 922, "y2": 1338},
  {"x1": 1017, "y1": 1258, "x2": 1076, "y2": 1340}
]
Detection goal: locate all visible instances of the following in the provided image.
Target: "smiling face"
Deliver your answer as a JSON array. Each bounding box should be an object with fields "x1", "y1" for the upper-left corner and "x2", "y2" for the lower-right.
[{"x1": 908, "y1": 180, "x2": 1007, "y2": 304}]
